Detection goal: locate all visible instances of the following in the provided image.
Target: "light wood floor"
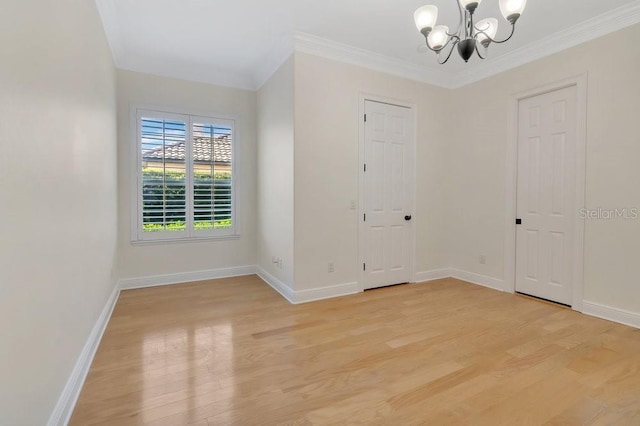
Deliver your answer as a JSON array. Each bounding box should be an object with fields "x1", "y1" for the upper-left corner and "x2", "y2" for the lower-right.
[{"x1": 71, "y1": 276, "x2": 640, "y2": 425}]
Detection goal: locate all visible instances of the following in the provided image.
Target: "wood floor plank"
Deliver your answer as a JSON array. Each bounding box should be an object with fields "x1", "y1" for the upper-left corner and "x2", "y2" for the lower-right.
[{"x1": 70, "y1": 276, "x2": 640, "y2": 425}]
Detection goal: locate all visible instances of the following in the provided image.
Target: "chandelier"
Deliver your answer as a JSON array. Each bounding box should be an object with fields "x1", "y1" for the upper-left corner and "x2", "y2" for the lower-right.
[{"x1": 414, "y1": 0, "x2": 527, "y2": 64}]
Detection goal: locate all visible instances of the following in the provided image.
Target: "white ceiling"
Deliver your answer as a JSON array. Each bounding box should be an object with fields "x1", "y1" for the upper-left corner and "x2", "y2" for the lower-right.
[{"x1": 96, "y1": 0, "x2": 640, "y2": 90}]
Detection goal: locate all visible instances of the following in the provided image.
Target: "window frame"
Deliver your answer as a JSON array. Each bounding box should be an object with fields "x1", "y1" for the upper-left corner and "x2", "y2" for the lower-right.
[{"x1": 131, "y1": 106, "x2": 239, "y2": 244}]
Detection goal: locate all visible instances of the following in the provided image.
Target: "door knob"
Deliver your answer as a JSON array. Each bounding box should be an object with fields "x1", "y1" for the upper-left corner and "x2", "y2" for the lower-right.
[{"x1": 405, "y1": 215, "x2": 412, "y2": 221}]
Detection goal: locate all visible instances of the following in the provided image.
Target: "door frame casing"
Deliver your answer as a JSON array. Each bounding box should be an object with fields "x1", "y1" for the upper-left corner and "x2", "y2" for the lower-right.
[
  {"x1": 504, "y1": 74, "x2": 588, "y2": 311},
  {"x1": 358, "y1": 93, "x2": 418, "y2": 292}
]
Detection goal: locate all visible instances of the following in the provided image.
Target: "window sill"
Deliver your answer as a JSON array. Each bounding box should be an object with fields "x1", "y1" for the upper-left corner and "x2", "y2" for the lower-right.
[{"x1": 130, "y1": 234, "x2": 240, "y2": 246}]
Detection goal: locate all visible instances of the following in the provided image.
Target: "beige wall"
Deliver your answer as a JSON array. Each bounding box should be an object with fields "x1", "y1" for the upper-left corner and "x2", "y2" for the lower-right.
[
  {"x1": 116, "y1": 70, "x2": 257, "y2": 279},
  {"x1": 448, "y1": 24, "x2": 640, "y2": 312},
  {"x1": 257, "y1": 57, "x2": 295, "y2": 287},
  {"x1": 0, "y1": 0, "x2": 117, "y2": 424},
  {"x1": 293, "y1": 52, "x2": 451, "y2": 291}
]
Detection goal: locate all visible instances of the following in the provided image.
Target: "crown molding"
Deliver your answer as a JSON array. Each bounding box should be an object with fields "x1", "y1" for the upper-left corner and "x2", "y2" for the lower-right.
[
  {"x1": 451, "y1": 2, "x2": 640, "y2": 88},
  {"x1": 293, "y1": 32, "x2": 455, "y2": 89},
  {"x1": 253, "y1": 35, "x2": 295, "y2": 90}
]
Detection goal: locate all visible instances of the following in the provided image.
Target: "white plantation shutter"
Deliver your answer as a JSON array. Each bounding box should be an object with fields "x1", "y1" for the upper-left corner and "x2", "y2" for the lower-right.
[
  {"x1": 139, "y1": 115, "x2": 188, "y2": 238},
  {"x1": 192, "y1": 121, "x2": 233, "y2": 233},
  {"x1": 135, "y1": 109, "x2": 236, "y2": 241}
]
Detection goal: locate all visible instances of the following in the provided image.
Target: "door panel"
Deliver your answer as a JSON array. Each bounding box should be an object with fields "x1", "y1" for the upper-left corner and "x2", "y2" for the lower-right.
[
  {"x1": 516, "y1": 86, "x2": 577, "y2": 305},
  {"x1": 370, "y1": 226, "x2": 384, "y2": 273},
  {"x1": 390, "y1": 225, "x2": 405, "y2": 269},
  {"x1": 371, "y1": 140, "x2": 385, "y2": 211},
  {"x1": 363, "y1": 101, "x2": 414, "y2": 290}
]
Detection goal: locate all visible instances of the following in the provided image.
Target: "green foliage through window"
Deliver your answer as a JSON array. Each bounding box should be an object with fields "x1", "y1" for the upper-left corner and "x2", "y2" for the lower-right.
[{"x1": 141, "y1": 167, "x2": 232, "y2": 232}]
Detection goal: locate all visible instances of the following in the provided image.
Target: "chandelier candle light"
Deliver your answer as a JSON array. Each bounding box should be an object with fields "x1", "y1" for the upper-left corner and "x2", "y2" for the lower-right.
[{"x1": 414, "y1": 0, "x2": 527, "y2": 64}]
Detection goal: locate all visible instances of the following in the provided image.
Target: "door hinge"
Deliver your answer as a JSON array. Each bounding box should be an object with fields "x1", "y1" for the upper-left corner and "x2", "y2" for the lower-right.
[
  {"x1": 516, "y1": 218, "x2": 522, "y2": 225},
  {"x1": 364, "y1": 114, "x2": 367, "y2": 122},
  {"x1": 363, "y1": 263, "x2": 366, "y2": 271},
  {"x1": 364, "y1": 163, "x2": 367, "y2": 172},
  {"x1": 364, "y1": 213, "x2": 366, "y2": 222}
]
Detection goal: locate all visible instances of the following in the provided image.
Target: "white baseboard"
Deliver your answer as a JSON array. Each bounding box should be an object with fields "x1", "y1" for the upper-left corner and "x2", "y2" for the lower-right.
[
  {"x1": 118, "y1": 265, "x2": 256, "y2": 290},
  {"x1": 294, "y1": 282, "x2": 360, "y2": 304},
  {"x1": 417, "y1": 269, "x2": 639, "y2": 330},
  {"x1": 255, "y1": 267, "x2": 359, "y2": 304},
  {"x1": 582, "y1": 301, "x2": 640, "y2": 329},
  {"x1": 414, "y1": 268, "x2": 506, "y2": 293},
  {"x1": 256, "y1": 266, "x2": 295, "y2": 303},
  {"x1": 414, "y1": 269, "x2": 452, "y2": 283},
  {"x1": 47, "y1": 282, "x2": 121, "y2": 426},
  {"x1": 450, "y1": 269, "x2": 506, "y2": 292}
]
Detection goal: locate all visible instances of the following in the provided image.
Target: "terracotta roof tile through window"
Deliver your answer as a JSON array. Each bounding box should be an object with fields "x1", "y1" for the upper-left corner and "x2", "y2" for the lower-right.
[{"x1": 143, "y1": 135, "x2": 231, "y2": 164}]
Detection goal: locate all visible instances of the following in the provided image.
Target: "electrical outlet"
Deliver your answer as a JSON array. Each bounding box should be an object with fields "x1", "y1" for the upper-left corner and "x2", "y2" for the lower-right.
[
  {"x1": 273, "y1": 256, "x2": 283, "y2": 269},
  {"x1": 328, "y1": 262, "x2": 334, "y2": 273},
  {"x1": 480, "y1": 255, "x2": 486, "y2": 265}
]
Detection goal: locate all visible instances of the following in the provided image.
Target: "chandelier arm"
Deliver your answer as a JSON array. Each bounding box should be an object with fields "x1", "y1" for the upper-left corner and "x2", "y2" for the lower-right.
[
  {"x1": 475, "y1": 43, "x2": 486, "y2": 60},
  {"x1": 423, "y1": 34, "x2": 458, "y2": 54},
  {"x1": 435, "y1": 34, "x2": 458, "y2": 54},
  {"x1": 422, "y1": 37, "x2": 440, "y2": 53},
  {"x1": 437, "y1": 39, "x2": 459, "y2": 65},
  {"x1": 449, "y1": 0, "x2": 464, "y2": 38},
  {"x1": 475, "y1": 22, "x2": 517, "y2": 45}
]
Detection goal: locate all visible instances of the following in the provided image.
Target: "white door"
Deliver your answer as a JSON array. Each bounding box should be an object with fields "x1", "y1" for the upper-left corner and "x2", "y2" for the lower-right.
[
  {"x1": 516, "y1": 86, "x2": 578, "y2": 305},
  {"x1": 363, "y1": 100, "x2": 414, "y2": 290}
]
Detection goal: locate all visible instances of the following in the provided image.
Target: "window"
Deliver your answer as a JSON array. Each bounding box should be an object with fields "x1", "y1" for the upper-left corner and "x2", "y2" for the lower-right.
[{"x1": 134, "y1": 109, "x2": 236, "y2": 242}]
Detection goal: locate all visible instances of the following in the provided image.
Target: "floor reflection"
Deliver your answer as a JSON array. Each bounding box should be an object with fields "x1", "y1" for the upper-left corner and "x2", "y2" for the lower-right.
[{"x1": 140, "y1": 322, "x2": 234, "y2": 423}]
